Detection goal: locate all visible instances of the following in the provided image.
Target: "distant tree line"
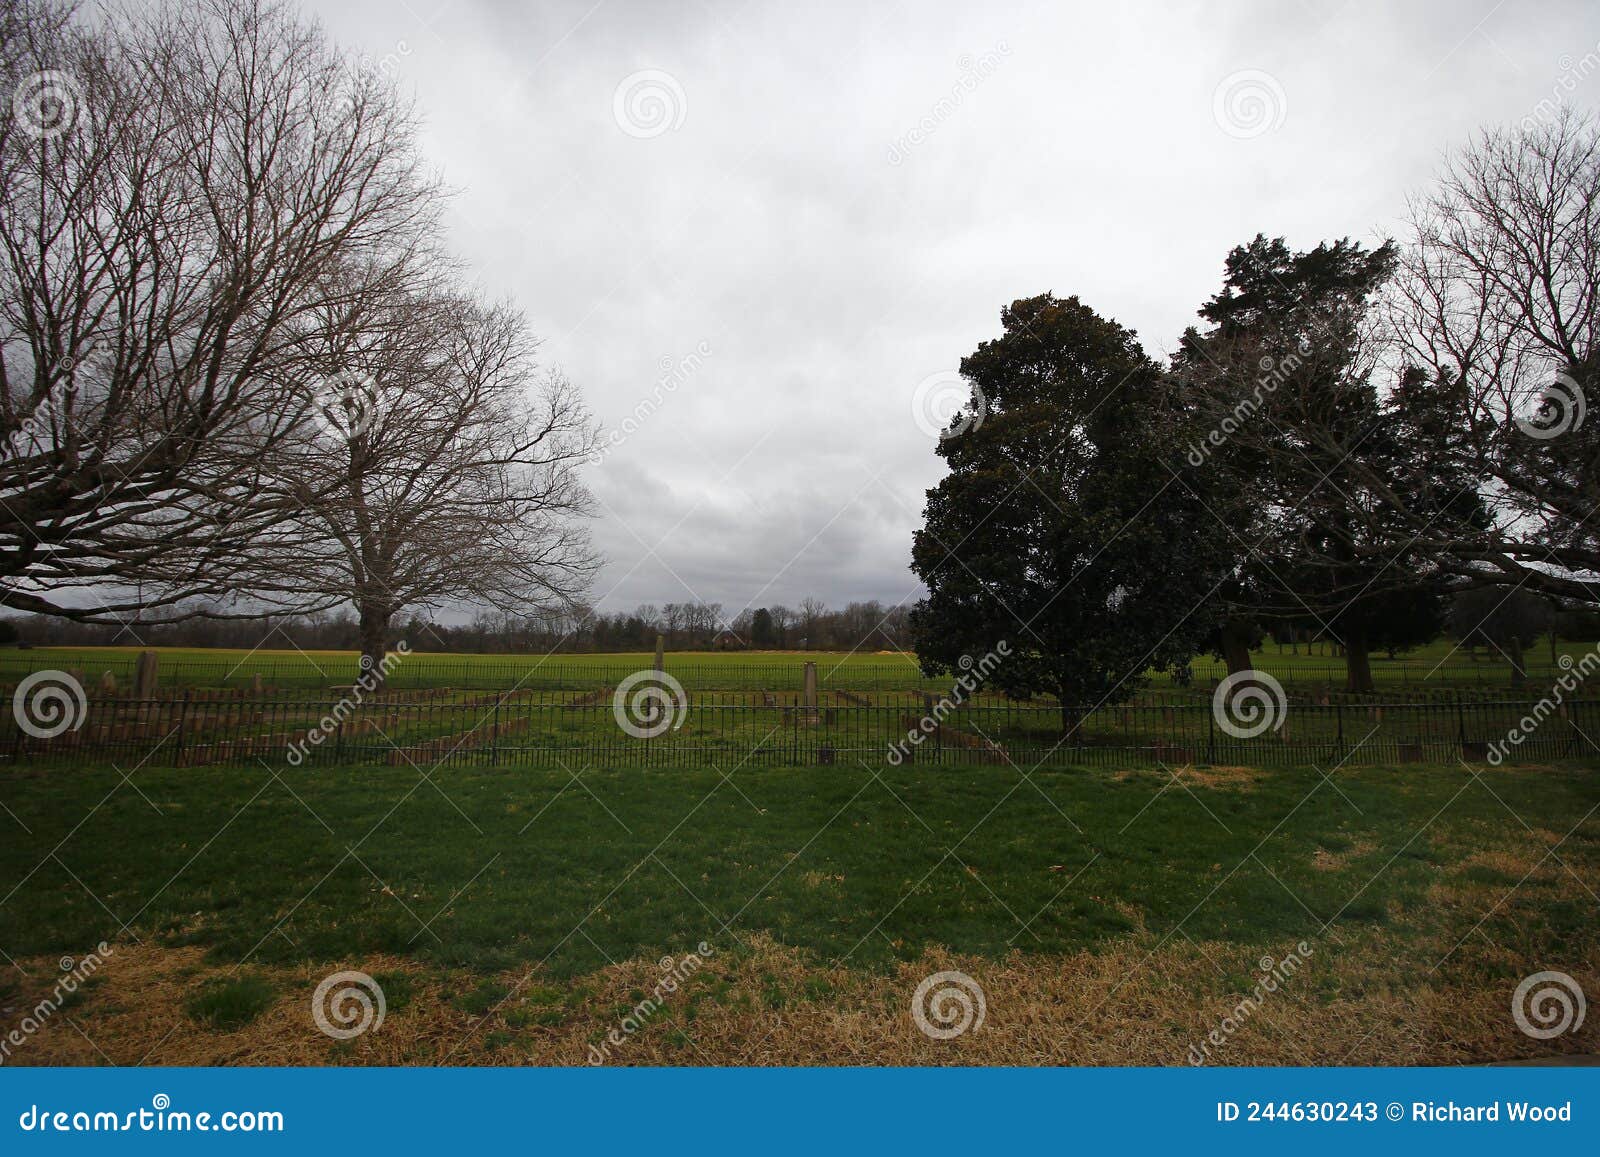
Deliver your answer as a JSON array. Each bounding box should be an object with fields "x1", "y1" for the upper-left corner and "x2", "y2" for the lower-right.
[
  {"x1": 10, "y1": 590, "x2": 1597, "y2": 665},
  {"x1": 0, "y1": 597, "x2": 918, "y2": 654}
]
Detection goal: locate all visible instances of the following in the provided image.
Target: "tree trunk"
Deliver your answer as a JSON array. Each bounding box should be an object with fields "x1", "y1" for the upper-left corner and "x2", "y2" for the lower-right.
[
  {"x1": 1059, "y1": 699, "x2": 1081, "y2": 740},
  {"x1": 359, "y1": 605, "x2": 391, "y2": 690},
  {"x1": 1508, "y1": 636, "x2": 1527, "y2": 687},
  {"x1": 1344, "y1": 627, "x2": 1374, "y2": 694},
  {"x1": 1219, "y1": 619, "x2": 1254, "y2": 675}
]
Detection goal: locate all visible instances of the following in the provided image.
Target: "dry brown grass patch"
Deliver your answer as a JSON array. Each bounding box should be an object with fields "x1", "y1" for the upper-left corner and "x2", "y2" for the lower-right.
[
  {"x1": 7, "y1": 931, "x2": 1596, "y2": 1067},
  {"x1": 1110, "y1": 764, "x2": 1270, "y2": 791},
  {"x1": 1312, "y1": 839, "x2": 1375, "y2": 871}
]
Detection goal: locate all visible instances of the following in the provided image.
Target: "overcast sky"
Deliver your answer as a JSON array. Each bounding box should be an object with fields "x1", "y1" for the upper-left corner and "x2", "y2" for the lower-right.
[{"x1": 302, "y1": 0, "x2": 1597, "y2": 619}]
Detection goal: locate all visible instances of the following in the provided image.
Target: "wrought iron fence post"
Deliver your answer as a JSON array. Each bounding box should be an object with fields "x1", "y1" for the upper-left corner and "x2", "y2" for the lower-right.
[{"x1": 176, "y1": 689, "x2": 191, "y2": 766}]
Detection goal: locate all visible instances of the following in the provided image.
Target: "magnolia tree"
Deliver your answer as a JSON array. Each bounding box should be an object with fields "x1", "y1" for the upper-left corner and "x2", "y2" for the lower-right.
[{"x1": 910, "y1": 294, "x2": 1231, "y2": 731}]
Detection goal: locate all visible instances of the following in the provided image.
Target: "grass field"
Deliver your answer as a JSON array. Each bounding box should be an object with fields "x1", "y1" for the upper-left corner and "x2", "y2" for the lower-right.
[
  {"x1": 1, "y1": 637, "x2": 1594, "y2": 693},
  {"x1": 1, "y1": 755, "x2": 1596, "y2": 1064}
]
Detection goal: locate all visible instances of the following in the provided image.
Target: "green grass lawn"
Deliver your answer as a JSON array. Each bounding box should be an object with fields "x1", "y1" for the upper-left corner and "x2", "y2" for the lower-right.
[
  {"x1": 3, "y1": 755, "x2": 1595, "y2": 976},
  {"x1": 0, "y1": 637, "x2": 1592, "y2": 692},
  {"x1": 2, "y1": 754, "x2": 1596, "y2": 1065}
]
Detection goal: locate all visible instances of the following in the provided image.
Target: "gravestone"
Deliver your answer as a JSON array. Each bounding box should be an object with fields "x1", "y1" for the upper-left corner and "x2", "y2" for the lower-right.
[{"x1": 133, "y1": 650, "x2": 158, "y2": 698}]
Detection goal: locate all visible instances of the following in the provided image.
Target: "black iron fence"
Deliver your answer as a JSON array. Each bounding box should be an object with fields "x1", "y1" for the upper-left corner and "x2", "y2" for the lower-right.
[{"x1": 4, "y1": 689, "x2": 1595, "y2": 771}]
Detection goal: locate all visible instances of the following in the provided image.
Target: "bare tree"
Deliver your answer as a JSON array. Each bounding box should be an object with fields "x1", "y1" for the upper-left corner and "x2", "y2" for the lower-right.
[
  {"x1": 248, "y1": 284, "x2": 600, "y2": 679},
  {"x1": 766, "y1": 603, "x2": 794, "y2": 646},
  {"x1": 798, "y1": 596, "x2": 827, "y2": 646},
  {"x1": 0, "y1": 0, "x2": 441, "y2": 620},
  {"x1": 1385, "y1": 109, "x2": 1600, "y2": 603}
]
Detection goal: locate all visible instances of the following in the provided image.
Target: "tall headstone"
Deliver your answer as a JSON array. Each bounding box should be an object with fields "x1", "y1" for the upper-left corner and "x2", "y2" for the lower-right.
[
  {"x1": 133, "y1": 650, "x2": 158, "y2": 698},
  {"x1": 803, "y1": 662, "x2": 818, "y2": 724},
  {"x1": 653, "y1": 634, "x2": 665, "y2": 672}
]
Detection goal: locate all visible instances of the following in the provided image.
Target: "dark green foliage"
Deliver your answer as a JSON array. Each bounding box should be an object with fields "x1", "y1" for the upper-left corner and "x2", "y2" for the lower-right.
[
  {"x1": 371, "y1": 971, "x2": 416, "y2": 1013},
  {"x1": 184, "y1": 975, "x2": 278, "y2": 1031},
  {"x1": 909, "y1": 294, "x2": 1231, "y2": 715},
  {"x1": 1173, "y1": 235, "x2": 1460, "y2": 689},
  {"x1": 1449, "y1": 588, "x2": 1555, "y2": 678},
  {"x1": 452, "y1": 980, "x2": 511, "y2": 1015}
]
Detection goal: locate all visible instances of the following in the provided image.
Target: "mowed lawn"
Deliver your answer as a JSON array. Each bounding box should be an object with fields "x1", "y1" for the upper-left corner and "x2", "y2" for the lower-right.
[
  {"x1": 0, "y1": 638, "x2": 1593, "y2": 691},
  {"x1": 0, "y1": 755, "x2": 1597, "y2": 1064},
  {"x1": 0, "y1": 646, "x2": 932, "y2": 692}
]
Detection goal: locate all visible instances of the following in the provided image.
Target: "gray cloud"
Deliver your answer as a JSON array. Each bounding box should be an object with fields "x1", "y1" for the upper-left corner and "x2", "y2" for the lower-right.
[{"x1": 304, "y1": 0, "x2": 1598, "y2": 613}]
